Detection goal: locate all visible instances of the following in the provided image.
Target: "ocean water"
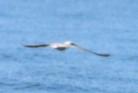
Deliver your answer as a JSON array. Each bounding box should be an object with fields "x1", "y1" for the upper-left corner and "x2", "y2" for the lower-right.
[{"x1": 0, "y1": 0, "x2": 138, "y2": 93}]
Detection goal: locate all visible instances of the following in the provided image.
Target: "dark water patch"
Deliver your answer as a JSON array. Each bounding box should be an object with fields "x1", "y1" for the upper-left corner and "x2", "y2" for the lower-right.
[
  {"x1": 0, "y1": 53, "x2": 19, "y2": 62},
  {"x1": 11, "y1": 82, "x2": 89, "y2": 93},
  {"x1": 87, "y1": 75, "x2": 138, "y2": 84},
  {"x1": 14, "y1": 82, "x2": 46, "y2": 90},
  {"x1": 124, "y1": 55, "x2": 138, "y2": 62},
  {"x1": 0, "y1": 82, "x2": 16, "y2": 87},
  {"x1": 45, "y1": 83, "x2": 89, "y2": 93}
]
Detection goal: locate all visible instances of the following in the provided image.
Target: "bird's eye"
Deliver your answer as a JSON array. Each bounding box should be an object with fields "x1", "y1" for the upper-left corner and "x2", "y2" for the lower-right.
[{"x1": 71, "y1": 43, "x2": 76, "y2": 45}]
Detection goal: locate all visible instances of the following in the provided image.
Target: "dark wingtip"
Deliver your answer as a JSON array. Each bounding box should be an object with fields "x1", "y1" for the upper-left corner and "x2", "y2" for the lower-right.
[
  {"x1": 100, "y1": 54, "x2": 111, "y2": 57},
  {"x1": 24, "y1": 45, "x2": 35, "y2": 48},
  {"x1": 24, "y1": 45, "x2": 28, "y2": 47},
  {"x1": 24, "y1": 45, "x2": 40, "y2": 48},
  {"x1": 24, "y1": 44, "x2": 49, "y2": 48}
]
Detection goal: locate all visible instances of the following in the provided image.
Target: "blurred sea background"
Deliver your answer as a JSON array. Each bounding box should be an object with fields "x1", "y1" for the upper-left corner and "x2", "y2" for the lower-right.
[{"x1": 0, "y1": 0, "x2": 138, "y2": 93}]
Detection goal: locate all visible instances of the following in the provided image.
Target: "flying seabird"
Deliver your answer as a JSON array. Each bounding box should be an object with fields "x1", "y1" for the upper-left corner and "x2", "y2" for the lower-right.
[{"x1": 24, "y1": 41, "x2": 110, "y2": 57}]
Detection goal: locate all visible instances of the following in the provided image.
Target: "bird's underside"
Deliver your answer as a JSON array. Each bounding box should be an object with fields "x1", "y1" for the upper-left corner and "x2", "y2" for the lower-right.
[{"x1": 56, "y1": 47, "x2": 67, "y2": 51}]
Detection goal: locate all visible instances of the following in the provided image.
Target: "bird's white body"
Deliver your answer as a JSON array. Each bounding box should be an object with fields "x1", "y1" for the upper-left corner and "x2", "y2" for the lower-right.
[{"x1": 50, "y1": 41, "x2": 74, "y2": 49}]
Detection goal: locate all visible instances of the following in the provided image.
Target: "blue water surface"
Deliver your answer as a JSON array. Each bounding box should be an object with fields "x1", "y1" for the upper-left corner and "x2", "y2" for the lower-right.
[{"x1": 0, "y1": 0, "x2": 138, "y2": 93}]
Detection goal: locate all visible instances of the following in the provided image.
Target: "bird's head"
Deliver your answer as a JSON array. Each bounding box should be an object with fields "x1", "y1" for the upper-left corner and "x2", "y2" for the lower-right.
[{"x1": 64, "y1": 41, "x2": 76, "y2": 46}]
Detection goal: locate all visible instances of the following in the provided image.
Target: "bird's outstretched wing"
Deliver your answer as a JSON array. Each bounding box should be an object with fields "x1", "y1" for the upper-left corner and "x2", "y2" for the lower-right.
[
  {"x1": 72, "y1": 44, "x2": 110, "y2": 57},
  {"x1": 24, "y1": 44, "x2": 49, "y2": 48}
]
